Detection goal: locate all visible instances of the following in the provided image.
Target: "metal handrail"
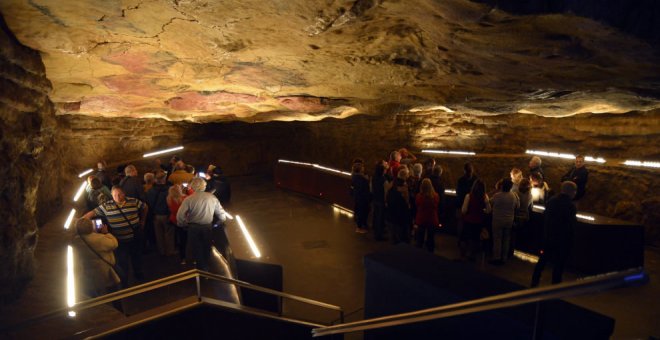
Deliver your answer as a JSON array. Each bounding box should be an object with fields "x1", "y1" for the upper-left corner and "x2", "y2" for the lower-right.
[
  {"x1": 312, "y1": 267, "x2": 647, "y2": 337},
  {"x1": 1, "y1": 269, "x2": 343, "y2": 332}
]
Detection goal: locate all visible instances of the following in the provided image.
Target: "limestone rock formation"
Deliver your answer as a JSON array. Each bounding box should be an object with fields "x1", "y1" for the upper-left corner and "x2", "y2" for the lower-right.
[
  {"x1": 0, "y1": 0, "x2": 658, "y2": 121},
  {"x1": 0, "y1": 16, "x2": 63, "y2": 302}
]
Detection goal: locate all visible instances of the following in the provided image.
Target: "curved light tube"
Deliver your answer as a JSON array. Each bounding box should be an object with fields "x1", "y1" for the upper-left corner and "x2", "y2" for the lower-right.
[
  {"x1": 73, "y1": 181, "x2": 87, "y2": 202},
  {"x1": 422, "y1": 149, "x2": 476, "y2": 156},
  {"x1": 64, "y1": 209, "x2": 76, "y2": 230},
  {"x1": 67, "y1": 245, "x2": 76, "y2": 316}
]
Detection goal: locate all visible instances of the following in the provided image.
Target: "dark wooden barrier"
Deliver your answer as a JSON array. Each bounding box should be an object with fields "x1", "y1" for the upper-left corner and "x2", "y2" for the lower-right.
[{"x1": 274, "y1": 161, "x2": 645, "y2": 275}]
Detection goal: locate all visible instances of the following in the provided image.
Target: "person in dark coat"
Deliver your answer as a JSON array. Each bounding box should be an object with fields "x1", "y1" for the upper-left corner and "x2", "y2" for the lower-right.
[
  {"x1": 531, "y1": 181, "x2": 578, "y2": 287},
  {"x1": 351, "y1": 162, "x2": 371, "y2": 234},
  {"x1": 561, "y1": 155, "x2": 588, "y2": 201},
  {"x1": 386, "y1": 168, "x2": 411, "y2": 244},
  {"x1": 206, "y1": 166, "x2": 232, "y2": 207},
  {"x1": 371, "y1": 161, "x2": 388, "y2": 240}
]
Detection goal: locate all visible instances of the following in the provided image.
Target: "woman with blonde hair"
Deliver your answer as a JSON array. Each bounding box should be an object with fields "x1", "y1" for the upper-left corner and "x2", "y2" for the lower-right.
[
  {"x1": 72, "y1": 218, "x2": 120, "y2": 296},
  {"x1": 415, "y1": 178, "x2": 440, "y2": 252},
  {"x1": 167, "y1": 184, "x2": 188, "y2": 264}
]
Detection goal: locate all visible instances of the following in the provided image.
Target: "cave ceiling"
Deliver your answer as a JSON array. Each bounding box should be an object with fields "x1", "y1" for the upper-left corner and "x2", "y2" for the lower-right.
[{"x1": 1, "y1": 0, "x2": 659, "y2": 122}]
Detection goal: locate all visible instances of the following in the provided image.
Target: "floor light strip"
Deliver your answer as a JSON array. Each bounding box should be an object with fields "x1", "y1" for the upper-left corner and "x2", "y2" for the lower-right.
[
  {"x1": 278, "y1": 159, "x2": 315, "y2": 167},
  {"x1": 73, "y1": 181, "x2": 87, "y2": 202},
  {"x1": 67, "y1": 245, "x2": 76, "y2": 317},
  {"x1": 313, "y1": 164, "x2": 352, "y2": 176},
  {"x1": 236, "y1": 215, "x2": 261, "y2": 258},
  {"x1": 64, "y1": 209, "x2": 76, "y2": 230},
  {"x1": 143, "y1": 146, "x2": 184, "y2": 158}
]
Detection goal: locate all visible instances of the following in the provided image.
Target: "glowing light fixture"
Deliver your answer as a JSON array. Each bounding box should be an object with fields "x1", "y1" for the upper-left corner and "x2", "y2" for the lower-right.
[
  {"x1": 73, "y1": 181, "x2": 87, "y2": 202},
  {"x1": 278, "y1": 159, "x2": 314, "y2": 166},
  {"x1": 77, "y1": 169, "x2": 93, "y2": 178},
  {"x1": 526, "y1": 150, "x2": 606, "y2": 164},
  {"x1": 64, "y1": 209, "x2": 76, "y2": 230},
  {"x1": 531, "y1": 187, "x2": 543, "y2": 202},
  {"x1": 444, "y1": 189, "x2": 456, "y2": 195},
  {"x1": 143, "y1": 146, "x2": 184, "y2": 158},
  {"x1": 313, "y1": 164, "x2": 351, "y2": 176},
  {"x1": 67, "y1": 245, "x2": 76, "y2": 316},
  {"x1": 422, "y1": 149, "x2": 476, "y2": 156},
  {"x1": 534, "y1": 205, "x2": 594, "y2": 221},
  {"x1": 623, "y1": 160, "x2": 660, "y2": 169},
  {"x1": 513, "y1": 250, "x2": 539, "y2": 264},
  {"x1": 332, "y1": 203, "x2": 354, "y2": 217},
  {"x1": 236, "y1": 215, "x2": 261, "y2": 258},
  {"x1": 576, "y1": 214, "x2": 596, "y2": 221}
]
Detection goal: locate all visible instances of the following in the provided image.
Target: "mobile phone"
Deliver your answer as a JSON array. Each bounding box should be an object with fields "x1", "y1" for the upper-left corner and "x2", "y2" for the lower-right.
[
  {"x1": 198, "y1": 172, "x2": 206, "y2": 178},
  {"x1": 93, "y1": 219, "x2": 103, "y2": 231},
  {"x1": 183, "y1": 183, "x2": 188, "y2": 188}
]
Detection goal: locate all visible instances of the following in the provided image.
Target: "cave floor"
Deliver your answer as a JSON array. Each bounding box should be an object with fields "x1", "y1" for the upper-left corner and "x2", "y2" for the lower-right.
[{"x1": 1, "y1": 175, "x2": 658, "y2": 339}]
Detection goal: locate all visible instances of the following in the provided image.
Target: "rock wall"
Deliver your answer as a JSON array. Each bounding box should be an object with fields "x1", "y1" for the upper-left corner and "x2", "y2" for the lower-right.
[{"x1": 0, "y1": 15, "x2": 63, "y2": 303}]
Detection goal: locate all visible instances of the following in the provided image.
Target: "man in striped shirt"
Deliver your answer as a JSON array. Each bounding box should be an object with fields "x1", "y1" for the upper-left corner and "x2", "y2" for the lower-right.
[{"x1": 84, "y1": 186, "x2": 148, "y2": 284}]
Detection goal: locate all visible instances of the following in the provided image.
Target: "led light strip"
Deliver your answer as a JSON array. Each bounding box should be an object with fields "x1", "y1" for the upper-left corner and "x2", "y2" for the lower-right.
[
  {"x1": 533, "y1": 205, "x2": 595, "y2": 221},
  {"x1": 142, "y1": 146, "x2": 184, "y2": 158},
  {"x1": 278, "y1": 159, "x2": 315, "y2": 166},
  {"x1": 422, "y1": 149, "x2": 476, "y2": 156},
  {"x1": 526, "y1": 150, "x2": 606, "y2": 163},
  {"x1": 67, "y1": 245, "x2": 76, "y2": 317},
  {"x1": 513, "y1": 250, "x2": 539, "y2": 264},
  {"x1": 623, "y1": 160, "x2": 660, "y2": 169},
  {"x1": 77, "y1": 169, "x2": 93, "y2": 178},
  {"x1": 236, "y1": 215, "x2": 261, "y2": 258},
  {"x1": 332, "y1": 203, "x2": 354, "y2": 216},
  {"x1": 64, "y1": 209, "x2": 76, "y2": 230},
  {"x1": 313, "y1": 164, "x2": 351, "y2": 176},
  {"x1": 73, "y1": 181, "x2": 87, "y2": 202},
  {"x1": 444, "y1": 189, "x2": 456, "y2": 195}
]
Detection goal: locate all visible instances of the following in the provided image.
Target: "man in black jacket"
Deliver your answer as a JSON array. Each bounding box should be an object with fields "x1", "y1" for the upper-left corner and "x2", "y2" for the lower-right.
[
  {"x1": 561, "y1": 154, "x2": 588, "y2": 201},
  {"x1": 531, "y1": 181, "x2": 577, "y2": 287}
]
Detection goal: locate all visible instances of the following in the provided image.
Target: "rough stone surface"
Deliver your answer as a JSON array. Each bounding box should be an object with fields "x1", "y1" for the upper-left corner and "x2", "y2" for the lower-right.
[
  {"x1": 0, "y1": 15, "x2": 63, "y2": 303},
  {"x1": 0, "y1": 0, "x2": 658, "y2": 121}
]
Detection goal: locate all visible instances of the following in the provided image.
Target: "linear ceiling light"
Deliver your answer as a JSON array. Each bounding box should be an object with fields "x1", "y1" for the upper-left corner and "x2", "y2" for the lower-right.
[
  {"x1": 422, "y1": 149, "x2": 476, "y2": 156},
  {"x1": 236, "y1": 215, "x2": 261, "y2": 258},
  {"x1": 142, "y1": 146, "x2": 184, "y2": 158}
]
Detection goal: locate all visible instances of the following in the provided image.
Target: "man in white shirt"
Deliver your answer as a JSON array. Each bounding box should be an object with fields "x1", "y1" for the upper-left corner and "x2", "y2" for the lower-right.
[{"x1": 177, "y1": 177, "x2": 227, "y2": 271}]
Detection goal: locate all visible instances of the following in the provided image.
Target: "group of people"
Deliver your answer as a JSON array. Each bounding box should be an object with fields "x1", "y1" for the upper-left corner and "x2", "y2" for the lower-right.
[
  {"x1": 72, "y1": 156, "x2": 232, "y2": 299},
  {"x1": 351, "y1": 149, "x2": 589, "y2": 285}
]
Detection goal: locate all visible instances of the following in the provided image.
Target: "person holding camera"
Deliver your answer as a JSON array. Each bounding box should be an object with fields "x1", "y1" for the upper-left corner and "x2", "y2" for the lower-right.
[{"x1": 72, "y1": 218, "x2": 120, "y2": 297}]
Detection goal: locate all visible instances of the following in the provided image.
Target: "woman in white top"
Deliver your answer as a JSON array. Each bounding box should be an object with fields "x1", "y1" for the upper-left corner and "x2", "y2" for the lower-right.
[{"x1": 489, "y1": 178, "x2": 519, "y2": 264}]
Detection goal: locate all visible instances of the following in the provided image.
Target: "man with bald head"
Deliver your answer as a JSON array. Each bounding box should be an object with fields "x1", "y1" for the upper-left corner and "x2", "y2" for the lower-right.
[{"x1": 531, "y1": 181, "x2": 578, "y2": 287}]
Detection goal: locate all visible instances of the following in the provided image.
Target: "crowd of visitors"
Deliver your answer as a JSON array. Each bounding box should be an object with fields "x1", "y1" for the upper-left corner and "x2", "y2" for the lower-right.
[
  {"x1": 350, "y1": 149, "x2": 587, "y2": 285},
  {"x1": 73, "y1": 155, "x2": 232, "y2": 299}
]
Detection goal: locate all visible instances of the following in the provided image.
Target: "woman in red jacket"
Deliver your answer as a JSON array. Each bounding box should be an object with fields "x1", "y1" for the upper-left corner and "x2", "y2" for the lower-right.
[{"x1": 415, "y1": 178, "x2": 440, "y2": 252}]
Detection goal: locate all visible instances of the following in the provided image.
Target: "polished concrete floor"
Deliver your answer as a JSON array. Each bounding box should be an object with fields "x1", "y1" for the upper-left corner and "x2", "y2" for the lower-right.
[{"x1": 2, "y1": 175, "x2": 658, "y2": 339}]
